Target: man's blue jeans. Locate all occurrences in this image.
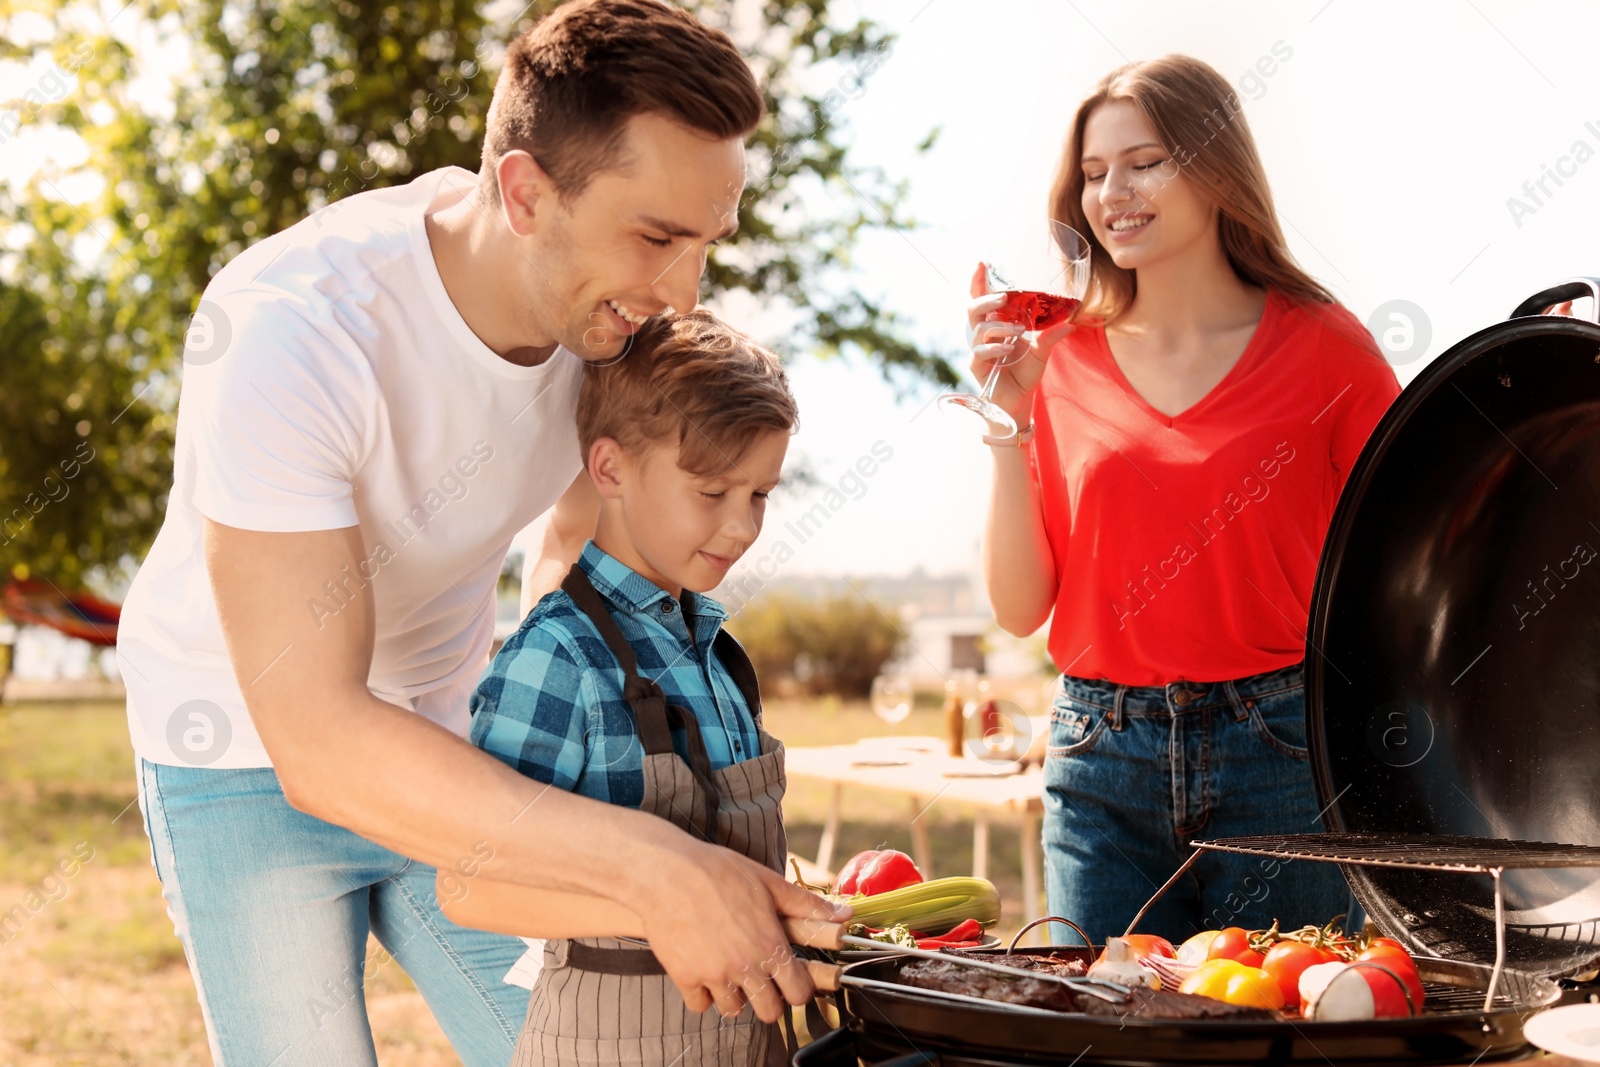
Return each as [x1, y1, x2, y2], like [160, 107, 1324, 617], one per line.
[1042, 663, 1353, 945]
[138, 759, 529, 1066]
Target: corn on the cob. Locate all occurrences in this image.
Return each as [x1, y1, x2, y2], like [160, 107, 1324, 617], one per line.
[841, 876, 1000, 935]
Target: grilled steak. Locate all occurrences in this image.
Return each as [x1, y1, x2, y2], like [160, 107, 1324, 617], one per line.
[899, 958, 1076, 1011]
[899, 957, 1273, 1020]
[942, 949, 1089, 979]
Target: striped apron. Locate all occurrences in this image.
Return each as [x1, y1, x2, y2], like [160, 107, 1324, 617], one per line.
[511, 565, 790, 1067]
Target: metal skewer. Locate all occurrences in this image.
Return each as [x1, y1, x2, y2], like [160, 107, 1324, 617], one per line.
[839, 973, 1067, 1016]
[839, 935, 1134, 1004]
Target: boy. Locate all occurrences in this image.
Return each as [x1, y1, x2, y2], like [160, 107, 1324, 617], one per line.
[449, 308, 799, 1066]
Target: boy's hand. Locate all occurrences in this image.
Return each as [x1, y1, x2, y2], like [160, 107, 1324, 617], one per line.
[636, 843, 850, 1022]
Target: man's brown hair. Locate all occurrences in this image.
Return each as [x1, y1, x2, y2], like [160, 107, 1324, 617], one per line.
[481, 0, 764, 202]
[577, 308, 797, 477]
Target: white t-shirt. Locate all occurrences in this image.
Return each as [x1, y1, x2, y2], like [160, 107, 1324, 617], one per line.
[119, 166, 584, 769]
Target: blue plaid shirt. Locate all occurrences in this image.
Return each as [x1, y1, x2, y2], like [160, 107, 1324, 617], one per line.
[470, 541, 763, 809]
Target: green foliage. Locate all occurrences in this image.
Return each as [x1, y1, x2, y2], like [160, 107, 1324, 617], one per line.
[0, 0, 953, 589]
[0, 278, 171, 588]
[727, 591, 905, 698]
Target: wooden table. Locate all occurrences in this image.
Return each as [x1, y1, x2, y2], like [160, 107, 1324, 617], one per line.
[784, 736, 1047, 930]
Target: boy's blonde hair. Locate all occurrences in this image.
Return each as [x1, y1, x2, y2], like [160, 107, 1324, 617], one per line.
[576, 308, 798, 475]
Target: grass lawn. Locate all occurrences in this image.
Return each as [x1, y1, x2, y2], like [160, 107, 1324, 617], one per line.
[0, 697, 1043, 1064]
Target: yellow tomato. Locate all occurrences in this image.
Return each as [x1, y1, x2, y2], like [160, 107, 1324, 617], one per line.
[1176, 930, 1224, 966]
[1224, 967, 1287, 1011]
[1179, 959, 1249, 999]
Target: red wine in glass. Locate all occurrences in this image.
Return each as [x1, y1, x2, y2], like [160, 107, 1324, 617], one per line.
[943, 220, 1091, 440]
[996, 291, 1080, 331]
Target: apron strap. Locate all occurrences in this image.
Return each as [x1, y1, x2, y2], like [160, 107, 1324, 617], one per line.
[712, 629, 764, 727]
[561, 564, 677, 757]
[564, 940, 667, 976]
[561, 563, 722, 835]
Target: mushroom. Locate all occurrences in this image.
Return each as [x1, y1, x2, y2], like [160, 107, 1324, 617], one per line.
[1088, 936, 1161, 990]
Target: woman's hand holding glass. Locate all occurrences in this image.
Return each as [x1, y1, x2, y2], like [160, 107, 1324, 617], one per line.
[965, 263, 1079, 428]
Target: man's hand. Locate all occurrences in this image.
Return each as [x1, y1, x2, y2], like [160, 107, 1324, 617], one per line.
[636, 844, 850, 1022]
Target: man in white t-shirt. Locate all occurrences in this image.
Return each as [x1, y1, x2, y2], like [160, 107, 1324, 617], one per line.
[118, 3, 846, 1064]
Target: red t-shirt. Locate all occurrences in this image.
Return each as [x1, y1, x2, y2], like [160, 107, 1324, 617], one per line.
[1029, 288, 1401, 685]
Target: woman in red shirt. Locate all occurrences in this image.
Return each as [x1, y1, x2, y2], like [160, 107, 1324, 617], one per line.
[968, 55, 1400, 942]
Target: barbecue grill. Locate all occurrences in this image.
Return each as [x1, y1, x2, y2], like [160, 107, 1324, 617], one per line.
[801, 280, 1600, 1066]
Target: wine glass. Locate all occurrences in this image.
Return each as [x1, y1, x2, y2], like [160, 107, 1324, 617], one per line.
[870, 673, 913, 725]
[943, 218, 1091, 440]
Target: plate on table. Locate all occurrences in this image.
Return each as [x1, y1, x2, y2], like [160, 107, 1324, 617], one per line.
[942, 764, 1025, 778]
[1525, 1004, 1600, 1063]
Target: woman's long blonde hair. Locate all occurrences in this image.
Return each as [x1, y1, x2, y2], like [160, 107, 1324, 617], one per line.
[1050, 55, 1333, 321]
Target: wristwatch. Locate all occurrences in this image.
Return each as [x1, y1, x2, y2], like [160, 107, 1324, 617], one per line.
[983, 422, 1034, 447]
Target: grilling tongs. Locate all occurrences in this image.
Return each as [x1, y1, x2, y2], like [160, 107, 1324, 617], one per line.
[787, 920, 1135, 1004]
[618, 920, 1130, 1004]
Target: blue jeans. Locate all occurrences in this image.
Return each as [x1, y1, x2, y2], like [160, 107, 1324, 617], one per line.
[1042, 663, 1352, 945]
[137, 759, 529, 1067]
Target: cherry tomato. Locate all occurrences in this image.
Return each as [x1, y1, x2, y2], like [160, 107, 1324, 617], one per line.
[1208, 926, 1266, 968]
[1262, 942, 1338, 1009]
[1356, 947, 1424, 1012]
[1225, 967, 1287, 1011]
[1120, 934, 1177, 960]
[1359, 943, 1416, 972]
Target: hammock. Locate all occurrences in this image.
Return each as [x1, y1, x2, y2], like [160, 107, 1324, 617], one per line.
[1, 579, 121, 647]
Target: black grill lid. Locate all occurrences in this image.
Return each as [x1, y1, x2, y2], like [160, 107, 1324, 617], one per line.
[1305, 278, 1600, 979]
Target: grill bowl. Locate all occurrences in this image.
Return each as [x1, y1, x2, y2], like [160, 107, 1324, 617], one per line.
[837, 947, 1560, 1066]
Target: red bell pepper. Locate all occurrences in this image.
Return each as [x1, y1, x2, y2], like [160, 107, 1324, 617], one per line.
[833, 850, 880, 896]
[914, 918, 984, 949]
[855, 850, 923, 896]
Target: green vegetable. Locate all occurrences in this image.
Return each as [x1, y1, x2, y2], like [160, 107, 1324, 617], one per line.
[840, 876, 1000, 936]
[850, 922, 917, 948]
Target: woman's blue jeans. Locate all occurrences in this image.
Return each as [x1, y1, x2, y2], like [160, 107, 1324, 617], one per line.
[1042, 663, 1353, 945]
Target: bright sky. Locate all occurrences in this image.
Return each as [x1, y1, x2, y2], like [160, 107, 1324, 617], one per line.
[742, 0, 1600, 581]
[6, 1, 1599, 590]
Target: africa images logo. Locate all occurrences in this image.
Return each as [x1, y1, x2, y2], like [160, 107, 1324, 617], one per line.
[166, 699, 233, 766]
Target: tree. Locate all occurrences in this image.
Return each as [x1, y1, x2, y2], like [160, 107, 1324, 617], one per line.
[726, 591, 905, 697]
[0, 0, 951, 590]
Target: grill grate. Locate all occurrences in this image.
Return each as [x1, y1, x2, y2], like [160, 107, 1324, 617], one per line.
[1420, 981, 1520, 1013]
[1190, 832, 1600, 872]
[1125, 832, 1600, 1012]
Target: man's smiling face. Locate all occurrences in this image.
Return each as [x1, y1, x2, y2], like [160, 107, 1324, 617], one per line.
[519, 112, 747, 363]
